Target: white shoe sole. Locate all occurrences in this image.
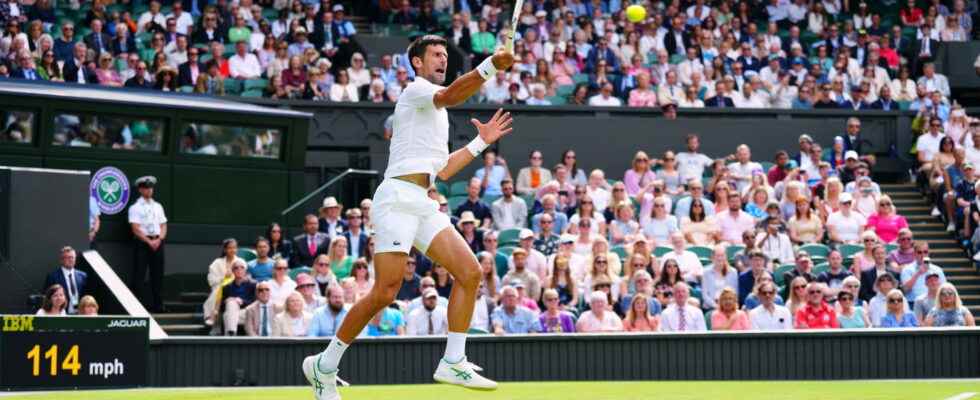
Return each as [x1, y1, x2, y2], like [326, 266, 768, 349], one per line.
[432, 374, 498, 391]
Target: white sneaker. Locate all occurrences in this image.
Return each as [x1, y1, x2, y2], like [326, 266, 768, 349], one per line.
[932, 207, 942, 217]
[947, 222, 956, 232]
[302, 354, 347, 400]
[433, 357, 497, 390]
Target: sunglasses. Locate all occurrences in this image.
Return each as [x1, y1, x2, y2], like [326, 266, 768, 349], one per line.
[595, 260, 607, 264]
[274, 267, 287, 270]
[887, 298, 902, 304]
[916, 251, 929, 255]
[839, 296, 853, 301]
[545, 297, 559, 302]
[759, 290, 775, 295]
[940, 291, 955, 296]
[807, 289, 822, 294]
[613, 188, 625, 192]
[659, 291, 673, 297]
[257, 288, 270, 292]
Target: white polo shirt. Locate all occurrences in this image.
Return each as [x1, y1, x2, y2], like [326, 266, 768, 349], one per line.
[385, 77, 449, 180]
[915, 132, 943, 162]
[128, 197, 167, 236]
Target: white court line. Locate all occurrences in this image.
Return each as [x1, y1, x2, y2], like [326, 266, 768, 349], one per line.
[945, 392, 978, 400]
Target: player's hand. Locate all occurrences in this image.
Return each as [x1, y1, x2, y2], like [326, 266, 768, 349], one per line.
[471, 108, 513, 144]
[491, 49, 515, 70]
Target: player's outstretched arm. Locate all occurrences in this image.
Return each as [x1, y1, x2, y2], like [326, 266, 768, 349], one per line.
[436, 108, 513, 181]
[433, 50, 514, 109]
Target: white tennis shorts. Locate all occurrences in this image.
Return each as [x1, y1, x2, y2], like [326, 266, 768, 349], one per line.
[371, 178, 452, 255]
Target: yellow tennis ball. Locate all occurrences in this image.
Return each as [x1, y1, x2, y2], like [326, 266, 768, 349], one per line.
[626, 5, 646, 23]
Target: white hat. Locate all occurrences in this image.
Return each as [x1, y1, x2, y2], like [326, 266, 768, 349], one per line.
[559, 234, 575, 244]
[422, 287, 438, 298]
[535, 10, 547, 17]
[839, 192, 853, 203]
[457, 211, 478, 227]
[519, 229, 534, 240]
[332, 4, 344, 12]
[320, 196, 340, 210]
[845, 150, 859, 161]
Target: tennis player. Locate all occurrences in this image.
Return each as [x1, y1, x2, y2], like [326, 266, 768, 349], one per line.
[302, 35, 515, 400]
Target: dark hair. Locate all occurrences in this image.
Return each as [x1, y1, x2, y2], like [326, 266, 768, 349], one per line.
[939, 136, 954, 152]
[221, 238, 238, 256]
[255, 235, 270, 246]
[266, 222, 284, 244]
[406, 34, 448, 73]
[42, 284, 65, 313]
[689, 198, 706, 222]
[561, 149, 578, 174]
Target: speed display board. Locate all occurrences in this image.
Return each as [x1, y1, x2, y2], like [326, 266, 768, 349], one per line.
[0, 315, 148, 390]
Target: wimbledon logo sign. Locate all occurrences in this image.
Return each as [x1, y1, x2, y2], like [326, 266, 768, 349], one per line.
[90, 167, 130, 215]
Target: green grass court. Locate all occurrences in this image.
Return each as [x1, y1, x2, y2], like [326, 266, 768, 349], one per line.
[4, 381, 980, 400]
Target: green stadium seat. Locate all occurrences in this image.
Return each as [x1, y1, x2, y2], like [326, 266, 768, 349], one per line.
[495, 252, 510, 278]
[547, 96, 567, 105]
[812, 262, 830, 276]
[704, 310, 713, 330]
[241, 89, 264, 97]
[449, 181, 469, 196]
[435, 181, 449, 197]
[467, 327, 489, 334]
[237, 248, 257, 262]
[139, 48, 156, 63]
[244, 78, 269, 92]
[688, 245, 713, 262]
[447, 195, 467, 213]
[885, 243, 898, 253]
[653, 246, 672, 258]
[498, 246, 515, 257]
[773, 264, 796, 286]
[799, 243, 830, 263]
[572, 73, 588, 84]
[521, 194, 536, 216]
[225, 79, 244, 96]
[556, 84, 575, 97]
[498, 228, 522, 247]
[288, 266, 312, 280]
[199, 54, 213, 64]
[726, 245, 745, 262]
[178, 85, 194, 93]
[838, 244, 864, 260]
[481, 194, 500, 205]
[611, 245, 629, 266]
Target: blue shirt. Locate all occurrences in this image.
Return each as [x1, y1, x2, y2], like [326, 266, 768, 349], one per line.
[308, 305, 349, 337]
[900, 262, 946, 301]
[491, 305, 542, 334]
[473, 165, 509, 197]
[532, 211, 569, 235]
[880, 312, 918, 328]
[364, 307, 404, 337]
[743, 293, 785, 310]
[247, 259, 275, 282]
[618, 294, 663, 316]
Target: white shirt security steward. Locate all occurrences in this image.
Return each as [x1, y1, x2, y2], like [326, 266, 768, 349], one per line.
[386, 77, 449, 181]
[676, 152, 713, 182]
[128, 197, 167, 236]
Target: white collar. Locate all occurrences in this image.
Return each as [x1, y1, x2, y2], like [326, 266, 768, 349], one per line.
[61, 266, 74, 275]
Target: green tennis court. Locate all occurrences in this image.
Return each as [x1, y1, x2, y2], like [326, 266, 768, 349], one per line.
[5, 380, 980, 400]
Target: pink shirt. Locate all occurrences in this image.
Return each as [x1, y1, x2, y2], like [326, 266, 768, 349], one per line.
[711, 310, 751, 331]
[623, 169, 657, 197]
[865, 213, 908, 243]
[715, 210, 756, 243]
[628, 89, 659, 107]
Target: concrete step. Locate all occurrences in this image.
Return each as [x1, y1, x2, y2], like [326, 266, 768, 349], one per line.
[955, 284, 980, 294]
[152, 312, 203, 326]
[893, 198, 928, 206]
[887, 191, 925, 199]
[940, 266, 978, 276]
[922, 239, 961, 249]
[163, 301, 201, 313]
[909, 222, 949, 232]
[913, 231, 956, 239]
[907, 214, 940, 222]
[880, 183, 918, 192]
[948, 275, 980, 284]
[179, 292, 209, 303]
[160, 324, 209, 336]
[895, 205, 932, 215]
[933, 257, 973, 268]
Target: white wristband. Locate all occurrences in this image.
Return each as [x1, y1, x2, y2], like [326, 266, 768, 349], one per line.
[475, 56, 497, 80]
[466, 136, 489, 157]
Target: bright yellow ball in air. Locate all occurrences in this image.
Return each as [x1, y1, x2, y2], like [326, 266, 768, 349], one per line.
[625, 5, 646, 23]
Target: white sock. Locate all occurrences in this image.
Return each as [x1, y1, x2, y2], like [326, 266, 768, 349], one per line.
[317, 337, 349, 372]
[443, 332, 467, 364]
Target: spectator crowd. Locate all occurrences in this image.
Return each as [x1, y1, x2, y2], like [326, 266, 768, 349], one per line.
[147, 125, 978, 337]
[0, 0, 972, 110]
